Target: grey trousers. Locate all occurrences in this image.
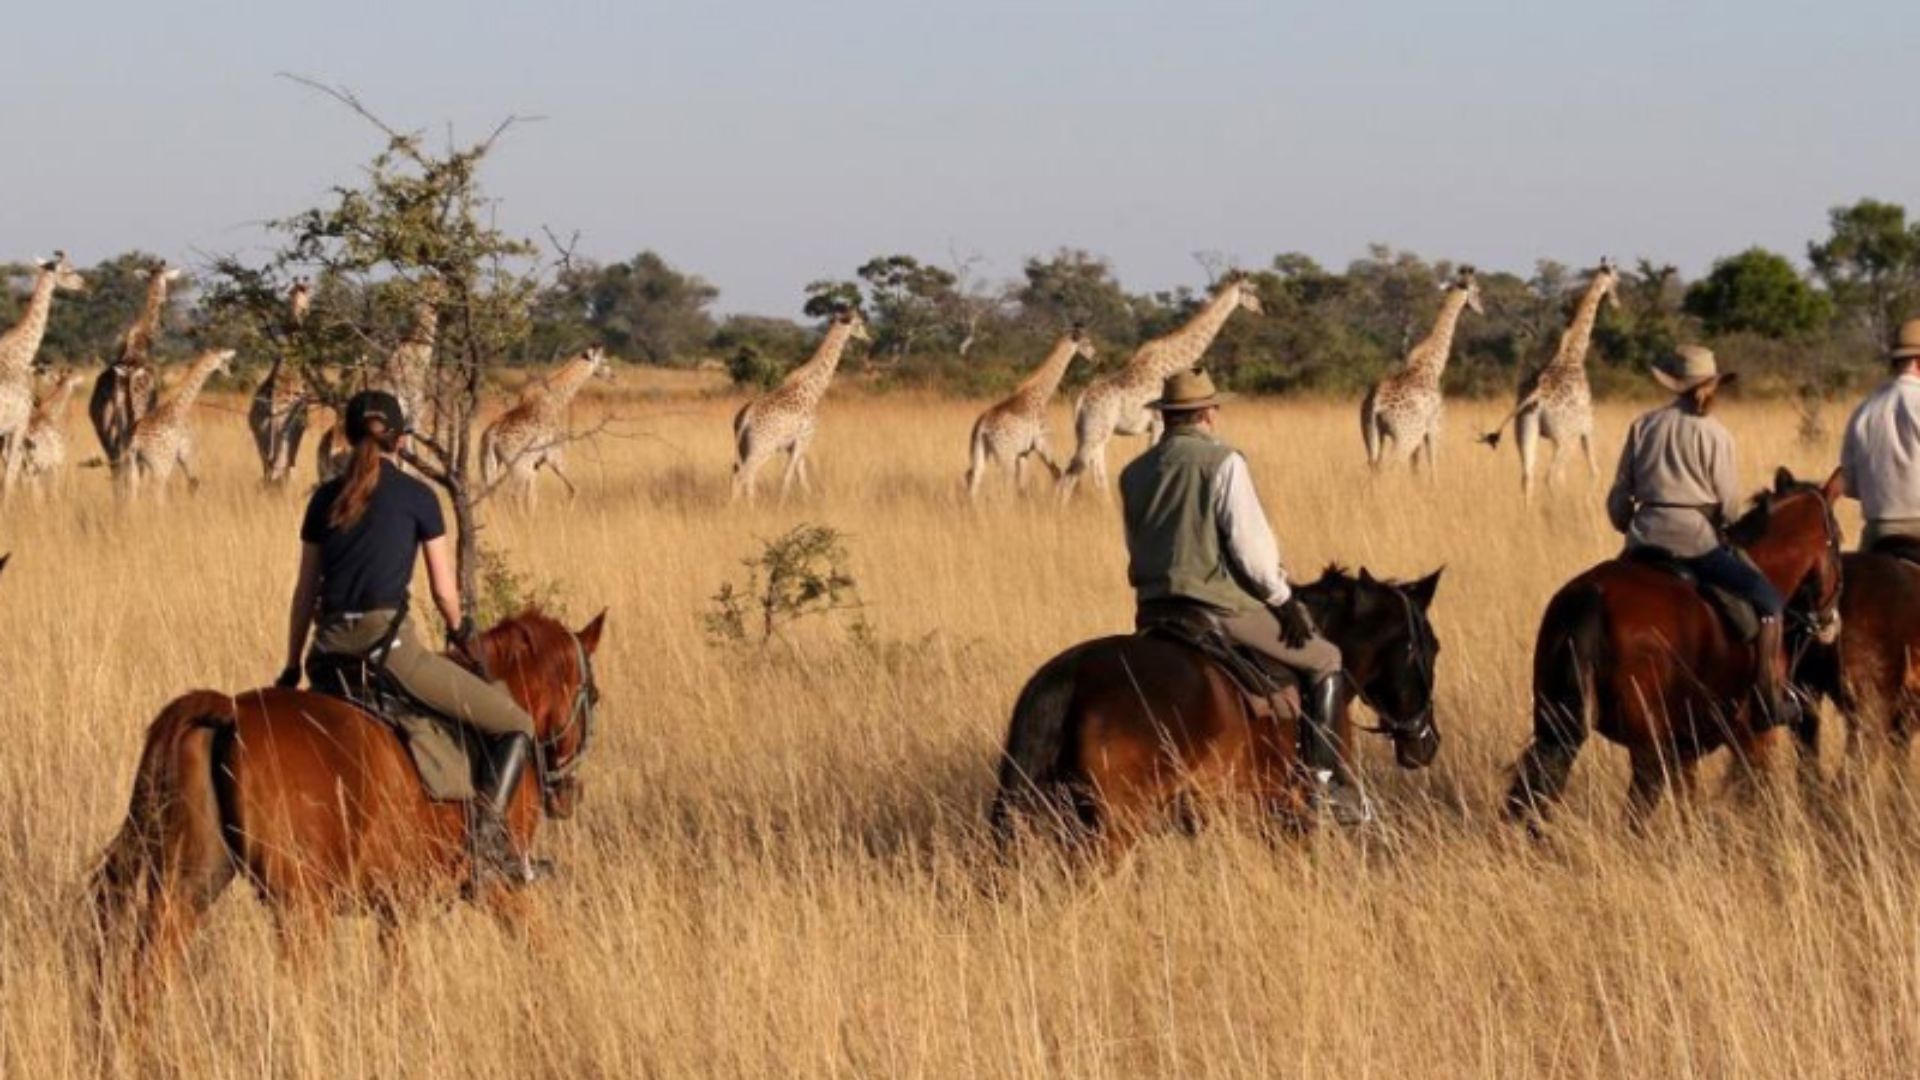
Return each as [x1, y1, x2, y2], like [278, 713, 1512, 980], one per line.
[1217, 606, 1343, 680]
[310, 609, 535, 738]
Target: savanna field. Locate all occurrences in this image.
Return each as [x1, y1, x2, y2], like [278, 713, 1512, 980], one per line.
[6, 372, 1920, 1078]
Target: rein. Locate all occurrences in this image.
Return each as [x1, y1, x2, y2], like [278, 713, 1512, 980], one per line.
[534, 630, 600, 795]
[1353, 585, 1438, 743]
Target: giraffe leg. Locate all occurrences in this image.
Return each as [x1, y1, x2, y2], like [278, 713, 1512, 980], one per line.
[1546, 438, 1566, 489]
[547, 457, 579, 502]
[778, 446, 802, 502]
[178, 447, 201, 496]
[1422, 431, 1440, 480]
[1515, 411, 1541, 501]
[1011, 451, 1027, 493]
[1579, 433, 1598, 482]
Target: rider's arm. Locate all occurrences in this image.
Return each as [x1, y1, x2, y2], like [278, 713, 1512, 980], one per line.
[284, 542, 322, 671]
[1212, 453, 1292, 606]
[1605, 420, 1637, 535]
[1709, 422, 1742, 526]
[422, 535, 463, 634]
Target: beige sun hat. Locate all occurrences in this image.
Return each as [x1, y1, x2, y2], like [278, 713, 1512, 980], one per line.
[1654, 345, 1738, 394]
[1889, 318, 1920, 362]
[1148, 368, 1230, 412]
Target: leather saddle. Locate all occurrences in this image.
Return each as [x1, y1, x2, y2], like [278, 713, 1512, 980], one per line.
[1622, 548, 1762, 642]
[305, 653, 485, 802]
[1136, 605, 1303, 722]
[1868, 534, 1920, 568]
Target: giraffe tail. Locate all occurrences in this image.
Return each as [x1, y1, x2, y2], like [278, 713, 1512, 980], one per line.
[964, 414, 988, 495]
[730, 402, 752, 469]
[1478, 390, 1540, 449]
[1360, 386, 1382, 465]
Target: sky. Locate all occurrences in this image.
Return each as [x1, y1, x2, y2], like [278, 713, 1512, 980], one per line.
[3, 0, 1915, 315]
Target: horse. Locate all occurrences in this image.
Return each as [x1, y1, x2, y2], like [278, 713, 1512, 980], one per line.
[1505, 468, 1843, 827]
[1791, 541, 1920, 771]
[988, 566, 1443, 850]
[86, 609, 605, 991]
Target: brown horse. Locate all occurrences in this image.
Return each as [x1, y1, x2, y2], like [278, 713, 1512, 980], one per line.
[988, 567, 1443, 850]
[1505, 469, 1843, 826]
[88, 609, 604, 984]
[1792, 543, 1920, 766]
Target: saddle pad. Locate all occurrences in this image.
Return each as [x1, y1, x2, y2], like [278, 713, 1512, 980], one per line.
[1870, 535, 1920, 569]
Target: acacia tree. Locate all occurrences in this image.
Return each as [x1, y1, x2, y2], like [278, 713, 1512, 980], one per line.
[206, 81, 550, 612]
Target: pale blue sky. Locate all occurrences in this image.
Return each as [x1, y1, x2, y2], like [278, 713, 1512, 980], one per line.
[4, 0, 1913, 314]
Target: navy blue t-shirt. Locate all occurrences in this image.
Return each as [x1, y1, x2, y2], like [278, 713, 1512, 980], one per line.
[300, 462, 446, 614]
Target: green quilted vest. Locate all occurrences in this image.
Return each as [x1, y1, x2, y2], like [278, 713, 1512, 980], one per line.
[1119, 428, 1263, 614]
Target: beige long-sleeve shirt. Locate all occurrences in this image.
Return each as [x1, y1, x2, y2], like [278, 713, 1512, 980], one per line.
[1606, 402, 1743, 558]
[1841, 374, 1920, 524]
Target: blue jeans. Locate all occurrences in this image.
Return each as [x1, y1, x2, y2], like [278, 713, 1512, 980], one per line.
[1684, 547, 1785, 617]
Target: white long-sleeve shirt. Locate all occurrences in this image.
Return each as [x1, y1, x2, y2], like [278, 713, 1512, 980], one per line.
[1842, 374, 1920, 523]
[1211, 452, 1293, 606]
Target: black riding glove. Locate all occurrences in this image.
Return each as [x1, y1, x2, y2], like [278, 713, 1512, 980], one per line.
[1274, 598, 1316, 650]
[450, 615, 478, 651]
[275, 665, 301, 690]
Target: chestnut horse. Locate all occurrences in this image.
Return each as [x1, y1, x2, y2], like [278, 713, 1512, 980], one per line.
[1505, 469, 1842, 826]
[988, 566, 1443, 848]
[1792, 542, 1920, 766]
[88, 609, 604, 983]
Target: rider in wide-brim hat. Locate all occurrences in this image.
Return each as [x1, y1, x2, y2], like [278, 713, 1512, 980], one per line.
[1840, 317, 1920, 549]
[1650, 344, 1740, 395]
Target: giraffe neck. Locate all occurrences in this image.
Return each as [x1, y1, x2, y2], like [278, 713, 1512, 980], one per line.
[0, 272, 59, 378]
[534, 355, 599, 414]
[121, 273, 172, 366]
[1404, 290, 1473, 383]
[38, 377, 81, 418]
[1134, 287, 1242, 378]
[780, 322, 855, 405]
[1011, 338, 1081, 406]
[163, 354, 225, 413]
[1548, 279, 1609, 374]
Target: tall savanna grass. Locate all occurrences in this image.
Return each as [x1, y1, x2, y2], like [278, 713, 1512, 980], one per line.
[1, 372, 1912, 1078]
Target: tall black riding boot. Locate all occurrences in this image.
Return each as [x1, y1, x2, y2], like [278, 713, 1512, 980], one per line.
[468, 732, 550, 890]
[1752, 615, 1800, 734]
[1303, 674, 1374, 827]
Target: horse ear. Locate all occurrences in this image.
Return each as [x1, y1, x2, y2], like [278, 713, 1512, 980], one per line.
[577, 610, 606, 654]
[1822, 467, 1845, 502]
[1774, 466, 1797, 494]
[1406, 568, 1443, 611]
[1358, 567, 1376, 585]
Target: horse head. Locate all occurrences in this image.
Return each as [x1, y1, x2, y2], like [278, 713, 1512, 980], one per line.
[474, 608, 608, 819]
[1301, 565, 1445, 769]
[1733, 468, 1845, 644]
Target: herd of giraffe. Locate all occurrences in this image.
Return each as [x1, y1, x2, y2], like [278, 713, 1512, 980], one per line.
[0, 255, 1624, 505]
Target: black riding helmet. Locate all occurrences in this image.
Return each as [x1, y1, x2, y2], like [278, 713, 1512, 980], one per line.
[343, 390, 409, 441]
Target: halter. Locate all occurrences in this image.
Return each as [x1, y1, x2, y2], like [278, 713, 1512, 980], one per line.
[534, 630, 600, 799]
[1353, 585, 1438, 744]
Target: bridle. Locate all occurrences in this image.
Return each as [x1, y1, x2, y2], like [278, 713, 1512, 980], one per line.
[533, 630, 600, 801]
[1783, 485, 1844, 649]
[1354, 586, 1438, 745]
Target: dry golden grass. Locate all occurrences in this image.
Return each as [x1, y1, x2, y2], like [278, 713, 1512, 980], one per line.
[1, 380, 1915, 1078]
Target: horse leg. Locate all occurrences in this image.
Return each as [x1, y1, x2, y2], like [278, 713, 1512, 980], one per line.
[1505, 696, 1592, 825]
[1625, 748, 1673, 831]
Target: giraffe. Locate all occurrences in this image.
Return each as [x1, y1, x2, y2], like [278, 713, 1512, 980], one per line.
[249, 278, 312, 485]
[20, 368, 87, 487]
[1360, 266, 1483, 476]
[1479, 258, 1622, 498]
[965, 325, 1096, 498]
[0, 253, 86, 496]
[480, 346, 614, 506]
[1056, 273, 1264, 500]
[125, 348, 235, 500]
[731, 308, 869, 503]
[317, 283, 440, 481]
[89, 260, 180, 474]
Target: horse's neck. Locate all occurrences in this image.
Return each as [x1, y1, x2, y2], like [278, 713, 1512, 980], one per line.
[1742, 496, 1824, 595]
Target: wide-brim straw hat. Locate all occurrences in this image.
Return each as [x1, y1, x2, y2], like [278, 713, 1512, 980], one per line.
[1654, 345, 1738, 394]
[1148, 368, 1231, 412]
[1890, 318, 1920, 361]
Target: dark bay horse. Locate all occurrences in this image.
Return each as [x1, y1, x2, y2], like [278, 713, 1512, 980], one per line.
[88, 610, 604, 982]
[1792, 542, 1920, 765]
[989, 567, 1443, 849]
[1506, 469, 1842, 826]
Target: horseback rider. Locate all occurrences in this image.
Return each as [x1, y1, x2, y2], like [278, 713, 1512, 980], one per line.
[1840, 318, 1920, 550]
[277, 390, 546, 886]
[1606, 346, 1793, 729]
[1118, 368, 1372, 825]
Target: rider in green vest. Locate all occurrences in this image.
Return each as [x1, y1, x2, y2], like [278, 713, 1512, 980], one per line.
[1119, 369, 1371, 825]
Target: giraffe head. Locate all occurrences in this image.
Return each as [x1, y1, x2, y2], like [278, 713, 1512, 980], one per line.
[289, 277, 313, 324]
[1449, 266, 1484, 315]
[203, 347, 238, 376]
[152, 260, 183, 287]
[36, 252, 84, 292]
[835, 307, 871, 343]
[1069, 322, 1097, 362]
[583, 345, 615, 381]
[1220, 271, 1264, 316]
[1593, 257, 1621, 309]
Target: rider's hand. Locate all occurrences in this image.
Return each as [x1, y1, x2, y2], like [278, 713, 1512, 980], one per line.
[449, 615, 479, 657]
[274, 665, 301, 690]
[1274, 598, 1316, 650]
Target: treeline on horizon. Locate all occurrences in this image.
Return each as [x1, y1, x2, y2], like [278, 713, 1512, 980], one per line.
[7, 197, 1918, 402]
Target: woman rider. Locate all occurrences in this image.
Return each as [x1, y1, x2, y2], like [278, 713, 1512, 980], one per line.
[277, 390, 545, 886]
[1605, 345, 1794, 730]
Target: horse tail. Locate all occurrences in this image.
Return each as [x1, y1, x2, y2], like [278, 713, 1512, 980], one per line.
[989, 648, 1085, 845]
[1506, 585, 1607, 821]
[87, 691, 238, 953]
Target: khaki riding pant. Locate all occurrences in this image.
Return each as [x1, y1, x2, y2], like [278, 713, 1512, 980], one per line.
[310, 609, 535, 739]
[1864, 519, 1920, 549]
[1217, 606, 1344, 681]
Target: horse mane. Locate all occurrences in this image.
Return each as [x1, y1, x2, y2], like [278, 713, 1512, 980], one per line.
[1726, 492, 1775, 547]
[477, 608, 577, 716]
